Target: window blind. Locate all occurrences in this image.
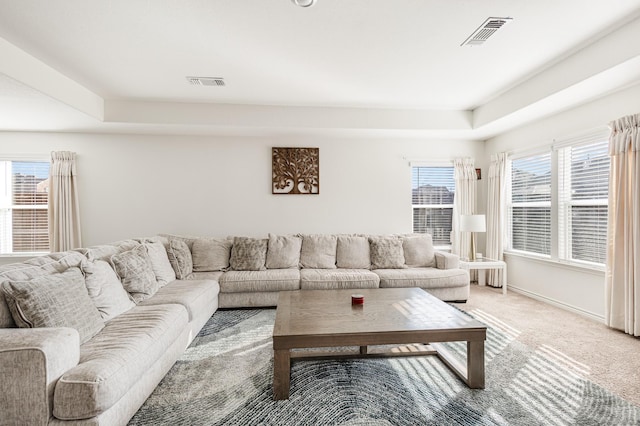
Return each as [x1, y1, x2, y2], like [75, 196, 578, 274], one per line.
[0, 161, 50, 253]
[412, 167, 455, 245]
[558, 140, 609, 264]
[510, 152, 551, 256]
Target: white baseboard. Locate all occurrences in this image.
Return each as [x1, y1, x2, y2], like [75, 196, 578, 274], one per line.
[508, 285, 605, 323]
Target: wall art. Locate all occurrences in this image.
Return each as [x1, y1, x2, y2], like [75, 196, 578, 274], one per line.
[272, 147, 319, 194]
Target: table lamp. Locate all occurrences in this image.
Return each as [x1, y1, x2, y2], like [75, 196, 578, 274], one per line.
[460, 214, 486, 261]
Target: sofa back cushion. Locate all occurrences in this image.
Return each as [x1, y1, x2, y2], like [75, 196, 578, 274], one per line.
[1, 267, 104, 344]
[402, 234, 436, 268]
[369, 237, 406, 269]
[266, 234, 302, 269]
[299, 234, 337, 269]
[111, 245, 159, 303]
[230, 237, 268, 271]
[82, 260, 136, 321]
[336, 235, 371, 269]
[191, 238, 233, 272]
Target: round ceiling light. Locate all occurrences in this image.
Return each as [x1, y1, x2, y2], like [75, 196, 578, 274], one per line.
[291, 0, 316, 7]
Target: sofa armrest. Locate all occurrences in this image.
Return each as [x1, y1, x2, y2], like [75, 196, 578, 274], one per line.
[0, 327, 80, 426]
[434, 251, 460, 270]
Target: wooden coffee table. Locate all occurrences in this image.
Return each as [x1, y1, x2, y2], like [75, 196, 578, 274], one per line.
[272, 287, 487, 400]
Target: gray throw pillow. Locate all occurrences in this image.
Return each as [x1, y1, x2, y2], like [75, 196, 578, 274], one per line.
[1, 267, 104, 344]
[266, 234, 302, 269]
[166, 239, 193, 279]
[299, 234, 337, 269]
[191, 238, 233, 272]
[111, 245, 160, 303]
[336, 235, 371, 269]
[229, 237, 268, 271]
[369, 237, 406, 269]
[402, 234, 436, 268]
[82, 259, 136, 321]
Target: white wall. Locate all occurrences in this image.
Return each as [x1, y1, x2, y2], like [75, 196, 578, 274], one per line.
[485, 82, 640, 320]
[0, 132, 481, 252]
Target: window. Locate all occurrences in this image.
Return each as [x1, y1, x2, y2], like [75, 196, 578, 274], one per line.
[506, 130, 610, 267]
[558, 140, 609, 265]
[508, 152, 552, 256]
[0, 160, 50, 254]
[411, 166, 455, 246]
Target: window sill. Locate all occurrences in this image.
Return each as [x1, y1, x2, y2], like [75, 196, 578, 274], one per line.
[503, 250, 605, 276]
[0, 252, 49, 258]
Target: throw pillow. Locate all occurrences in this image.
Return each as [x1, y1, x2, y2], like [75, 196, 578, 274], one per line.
[111, 245, 160, 303]
[191, 238, 233, 272]
[369, 237, 406, 269]
[266, 234, 302, 269]
[229, 237, 268, 271]
[1, 267, 104, 344]
[299, 234, 337, 269]
[166, 238, 193, 279]
[402, 234, 436, 268]
[82, 260, 136, 321]
[336, 235, 371, 269]
[142, 240, 177, 286]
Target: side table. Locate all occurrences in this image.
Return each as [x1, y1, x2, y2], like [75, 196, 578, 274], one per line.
[460, 258, 508, 295]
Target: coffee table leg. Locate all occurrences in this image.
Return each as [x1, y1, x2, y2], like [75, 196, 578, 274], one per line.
[273, 349, 291, 400]
[359, 345, 368, 355]
[467, 340, 485, 389]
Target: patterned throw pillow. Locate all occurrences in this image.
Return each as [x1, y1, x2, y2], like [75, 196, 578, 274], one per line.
[111, 245, 160, 303]
[266, 234, 302, 269]
[402, 234, 436, 268]
[166, 239, 193, 279]
[1, 267, 104, 344]
[229, 237, 268, 271]
[369, 237, 406, 269]
[82, 259, 136, 321]
[191, 238, 233, 272]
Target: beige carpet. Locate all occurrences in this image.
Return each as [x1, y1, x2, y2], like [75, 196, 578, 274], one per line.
[459, 284, 640, 406]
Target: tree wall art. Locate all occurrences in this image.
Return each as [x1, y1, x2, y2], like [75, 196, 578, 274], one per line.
[272, 147, 319, 194]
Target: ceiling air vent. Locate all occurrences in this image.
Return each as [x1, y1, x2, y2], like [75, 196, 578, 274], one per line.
[186, 76, 225, 86]
[461, 17, 513, 46]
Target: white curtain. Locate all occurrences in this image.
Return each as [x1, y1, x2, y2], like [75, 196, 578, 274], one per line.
[486, 152, 507, 287]
[49, 151, 82, 252]
[452, 158, 476, 259]
[605, 113, 640, 336]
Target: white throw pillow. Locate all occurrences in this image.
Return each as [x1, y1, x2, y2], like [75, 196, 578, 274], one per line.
[111, 245, 160, 303]
[299, 234, 337, 269]
[191, 238, 233, 272]
[369, 237, 405, 269]
[82, 260, 136, 321]
[266, 234, 302, 269]
[143, 240, 177, 286]
[336, 235, 371, 269]
[402, 234, 436, 268]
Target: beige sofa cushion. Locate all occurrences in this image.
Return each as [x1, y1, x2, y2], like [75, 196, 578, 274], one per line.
[143, 240, 176, 286]
[191, 238, 233, 272]
[111, 245, 159, 303]
[1, 267, 104, 344]
[138, 279, 220, 322]
[299, 234, 337, 269]
[266, 234, 302, 269]
[219, 269, 300, 293]
[402, 234, 436, 268]
[53, 304, 188, 420]
[336, 235, 371, 269]
[166, 238, 193, 279]
[375, 267, 469, 289]
[82, 260, 135, 321]
[369, 237, 405, 269]
[300, 269, 380, 290]
[230, 237, 268, 271]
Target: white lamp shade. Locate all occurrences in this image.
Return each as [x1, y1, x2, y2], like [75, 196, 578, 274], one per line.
[460, 214, 486, 232]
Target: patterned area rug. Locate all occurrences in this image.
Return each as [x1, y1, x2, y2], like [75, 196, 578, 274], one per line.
[128, 309, 640, 426]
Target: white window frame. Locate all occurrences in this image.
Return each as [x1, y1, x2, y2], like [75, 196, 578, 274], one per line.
[0, 155, 50, 256]
[410, 161, 455, 250]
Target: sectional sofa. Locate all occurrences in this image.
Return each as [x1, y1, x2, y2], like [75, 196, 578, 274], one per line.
[0, 233, 469, 425]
